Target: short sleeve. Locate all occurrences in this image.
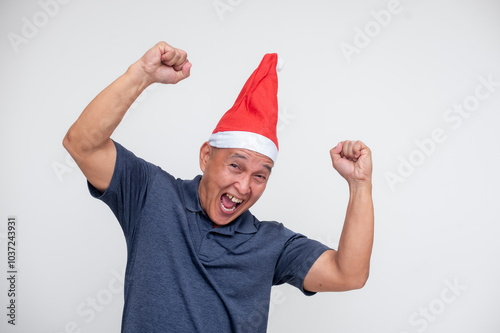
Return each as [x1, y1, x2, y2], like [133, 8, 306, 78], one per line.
[87, 140, 156, 238]
[273, 232, 331, 296]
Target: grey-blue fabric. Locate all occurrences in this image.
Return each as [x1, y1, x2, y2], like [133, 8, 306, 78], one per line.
[88, 140, 330, 333]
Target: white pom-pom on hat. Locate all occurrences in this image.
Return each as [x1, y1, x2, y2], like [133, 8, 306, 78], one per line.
[276, 57, 285, 72]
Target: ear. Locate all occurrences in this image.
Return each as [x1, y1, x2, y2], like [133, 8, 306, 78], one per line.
[199, 141, 212, 173]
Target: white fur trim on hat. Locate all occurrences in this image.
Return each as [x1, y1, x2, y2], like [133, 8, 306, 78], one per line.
[208, 131, 278, 163]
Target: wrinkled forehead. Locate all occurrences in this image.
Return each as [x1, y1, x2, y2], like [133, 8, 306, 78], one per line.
[212, 146, 274, 171]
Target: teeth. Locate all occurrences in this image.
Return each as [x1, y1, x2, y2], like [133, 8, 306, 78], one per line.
[226, 194, 243, 204]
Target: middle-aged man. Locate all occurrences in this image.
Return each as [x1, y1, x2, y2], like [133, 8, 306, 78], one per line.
[63, 41, 374, 332]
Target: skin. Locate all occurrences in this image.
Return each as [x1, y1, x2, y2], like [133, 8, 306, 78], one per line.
[198, 142, 274, 227]
[304, 140, 373, 291]
[63, 41, 191, 192]
[63, 41, 374, 294]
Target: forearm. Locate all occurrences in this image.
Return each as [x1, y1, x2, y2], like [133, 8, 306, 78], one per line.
[335, 183, 374, 286]
[64, 63, 150, 157]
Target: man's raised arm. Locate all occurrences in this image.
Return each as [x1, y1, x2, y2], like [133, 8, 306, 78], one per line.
[63, 42, 191, 192]
[304, 140, 374, 292]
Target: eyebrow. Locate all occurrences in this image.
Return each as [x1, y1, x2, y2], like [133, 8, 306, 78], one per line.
[229, 153, 273, 173]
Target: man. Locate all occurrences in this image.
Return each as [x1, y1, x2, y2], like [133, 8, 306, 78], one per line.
[63, 41, 374, 332]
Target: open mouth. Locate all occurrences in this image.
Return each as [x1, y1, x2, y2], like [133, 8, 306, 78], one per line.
[220, 193, 244, 214]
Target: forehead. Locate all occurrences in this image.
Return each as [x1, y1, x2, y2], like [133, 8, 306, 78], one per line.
[216, 147, 274, 168]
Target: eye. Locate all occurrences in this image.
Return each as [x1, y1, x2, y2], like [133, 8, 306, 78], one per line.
[228, 163, 241, 172]
[255, 174, 267, 182]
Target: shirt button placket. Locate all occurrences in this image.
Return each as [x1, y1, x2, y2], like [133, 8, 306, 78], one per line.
[199, 231, 213, 260]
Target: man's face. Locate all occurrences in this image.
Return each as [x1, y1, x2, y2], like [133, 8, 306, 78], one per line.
[198, 142, 274, 227]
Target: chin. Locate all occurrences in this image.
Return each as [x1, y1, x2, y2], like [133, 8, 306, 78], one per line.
[210, 207, 244, 226]
[212, 214, 238, 226]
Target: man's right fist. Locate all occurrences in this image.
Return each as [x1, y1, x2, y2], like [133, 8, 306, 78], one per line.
[132, 41, 192, 85]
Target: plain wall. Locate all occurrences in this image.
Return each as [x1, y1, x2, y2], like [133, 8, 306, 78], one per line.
[1, 0, 500, 332]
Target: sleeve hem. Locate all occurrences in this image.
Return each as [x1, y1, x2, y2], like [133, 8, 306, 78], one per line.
[300, 247, 331, 296]
[86, 139, 120, 200]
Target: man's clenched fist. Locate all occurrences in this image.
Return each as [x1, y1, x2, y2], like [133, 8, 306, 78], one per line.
[330, 141, 372, 187]
[132, 41, 192, 86]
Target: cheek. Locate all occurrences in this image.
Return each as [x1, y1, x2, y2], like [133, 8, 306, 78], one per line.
[217, 168, 238, 187]
[250, 183, 267, 201]
[206, 166, 227, 185]
[207, 171, 231, 200]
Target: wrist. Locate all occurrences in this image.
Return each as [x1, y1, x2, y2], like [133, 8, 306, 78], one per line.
[125, 62, 154, 92]
[348, 180, 372, 194]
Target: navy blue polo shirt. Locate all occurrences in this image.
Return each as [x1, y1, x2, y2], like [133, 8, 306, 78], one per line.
[88, 140, 330, 333]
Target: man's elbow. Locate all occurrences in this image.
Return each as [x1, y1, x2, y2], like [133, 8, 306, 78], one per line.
[62, 125, 78, 150]
[62, 131, 71, 151]
[63, 129, 87, 167]
[63, 130, 78, 157]
[63, 128, 90, 160]
[343, 270, 369, 291]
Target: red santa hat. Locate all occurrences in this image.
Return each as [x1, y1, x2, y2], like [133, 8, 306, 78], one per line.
[208, 53, 283, 163]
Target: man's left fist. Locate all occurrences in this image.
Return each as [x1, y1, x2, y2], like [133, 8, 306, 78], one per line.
[330, 140, 372, 186]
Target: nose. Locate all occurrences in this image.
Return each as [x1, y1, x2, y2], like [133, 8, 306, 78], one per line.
[234, 175, 251, 196]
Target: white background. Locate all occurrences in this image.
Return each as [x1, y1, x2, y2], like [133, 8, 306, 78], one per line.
[1, 0, 500, 332]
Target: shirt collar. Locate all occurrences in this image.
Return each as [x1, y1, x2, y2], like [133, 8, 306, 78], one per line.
[182, 175, 258, 235]
[182, 175, 204, 213]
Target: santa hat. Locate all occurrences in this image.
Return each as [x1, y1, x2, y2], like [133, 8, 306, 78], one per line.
[208, 54, 284, 163]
